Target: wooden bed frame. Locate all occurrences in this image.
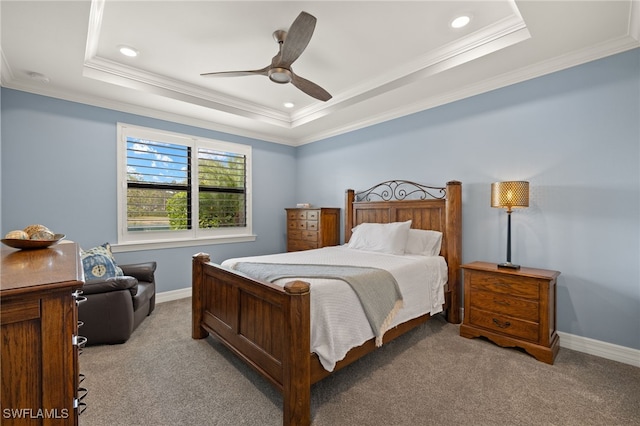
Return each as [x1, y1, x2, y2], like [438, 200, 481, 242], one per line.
[192, 180, 462, 425]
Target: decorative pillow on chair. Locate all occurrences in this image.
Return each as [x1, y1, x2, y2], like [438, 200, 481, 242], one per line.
[80, 243, 124, 280]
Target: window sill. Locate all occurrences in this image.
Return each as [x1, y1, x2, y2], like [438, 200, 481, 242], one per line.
[111, 234, 257, 253]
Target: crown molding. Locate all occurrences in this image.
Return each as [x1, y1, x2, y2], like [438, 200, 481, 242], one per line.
[294, 36, 640, 146]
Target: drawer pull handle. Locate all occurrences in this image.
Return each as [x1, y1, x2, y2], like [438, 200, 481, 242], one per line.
[73, 335, 88, 348]
[492, 318, 511, 329]
[74, 399, 87, 415]
[77, 387, 88, 402]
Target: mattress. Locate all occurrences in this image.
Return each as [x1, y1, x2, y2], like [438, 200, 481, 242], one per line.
[221, 245, 448, 371]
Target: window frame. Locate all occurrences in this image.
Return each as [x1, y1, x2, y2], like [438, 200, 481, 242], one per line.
[115, 123, 254, 252]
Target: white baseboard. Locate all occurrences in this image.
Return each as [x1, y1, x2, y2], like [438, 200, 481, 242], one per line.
[158, 289, 639, 368]
[156, 287, 192, 304]
[557, 331, 640, 368]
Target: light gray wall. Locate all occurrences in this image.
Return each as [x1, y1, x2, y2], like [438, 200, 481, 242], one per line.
[1, 90, 297, 293]
[1, 49, 638, 351]
[295, 49, 640, 350]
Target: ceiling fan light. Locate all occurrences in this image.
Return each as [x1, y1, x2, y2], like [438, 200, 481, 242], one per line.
[268, 67, 292, 84]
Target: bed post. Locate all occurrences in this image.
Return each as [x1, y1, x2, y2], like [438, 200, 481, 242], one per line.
[192, 252, 210, 339]
[445, 181, 462, 324]
[345, 189, 355, 243]
[282, 280, 311, 426]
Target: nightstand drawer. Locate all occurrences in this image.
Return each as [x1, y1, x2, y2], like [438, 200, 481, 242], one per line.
[470, 290, 539, 322]
[469, 308, 539, 342]
[469, 271, 539, 299]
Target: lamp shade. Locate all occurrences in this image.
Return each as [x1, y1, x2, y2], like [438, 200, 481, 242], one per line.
[491, 181, 529, 212]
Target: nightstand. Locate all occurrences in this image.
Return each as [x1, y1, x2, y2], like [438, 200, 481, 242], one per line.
[459, 261, 561, 364]
[285, 208, 340, 252]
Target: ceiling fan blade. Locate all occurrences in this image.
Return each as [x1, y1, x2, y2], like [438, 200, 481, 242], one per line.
[291, 72, 332, 102]
[278, 11, 317, 67]
[201, 66, 269, 78]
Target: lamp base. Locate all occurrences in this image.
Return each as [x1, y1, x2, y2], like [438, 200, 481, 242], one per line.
[497, 262, 521, 270]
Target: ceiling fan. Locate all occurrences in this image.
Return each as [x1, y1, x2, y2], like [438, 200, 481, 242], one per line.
[201, 11, 332, 102]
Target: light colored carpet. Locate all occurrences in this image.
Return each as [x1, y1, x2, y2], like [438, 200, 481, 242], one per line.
[80, 298, 640, 425]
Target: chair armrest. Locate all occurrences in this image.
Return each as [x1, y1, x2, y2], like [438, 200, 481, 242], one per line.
[119, 262, 157, 283]
[82, 276, 138, 296]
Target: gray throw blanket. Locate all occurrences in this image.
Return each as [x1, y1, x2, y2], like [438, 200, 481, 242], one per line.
[233, 262, 404, 346]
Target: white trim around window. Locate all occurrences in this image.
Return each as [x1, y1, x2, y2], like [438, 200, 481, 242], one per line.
[115, 123, 255, 251]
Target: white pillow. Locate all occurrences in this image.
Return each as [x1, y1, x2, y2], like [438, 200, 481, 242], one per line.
[347, 220, 412, 255]
[405, 229, 443, 256]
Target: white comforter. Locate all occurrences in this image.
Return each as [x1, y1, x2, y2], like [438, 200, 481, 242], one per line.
[221, 245, 447, 371]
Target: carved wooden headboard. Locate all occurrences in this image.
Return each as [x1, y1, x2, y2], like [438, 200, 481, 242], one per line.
[345, 180, 462, 323]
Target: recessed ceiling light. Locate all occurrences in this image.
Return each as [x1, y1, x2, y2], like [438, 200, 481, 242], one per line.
[451, 15, 471, 29]
[284, 102, 295, 108]
[118, 45, 139, 57]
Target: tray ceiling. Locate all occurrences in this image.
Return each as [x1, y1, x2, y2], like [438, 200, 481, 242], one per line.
[1, 1, 638, 146]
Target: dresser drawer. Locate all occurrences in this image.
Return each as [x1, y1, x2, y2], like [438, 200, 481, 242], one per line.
[301, 231, 317, 242]
[288, 210, 308, 220]
[288, 220, 307, 230]
[470, 290, 539, 322]
[288, 239, 318, 251]
[469, 308, 539, 342]
[307, 210, 319, 220]
[288, 230, 318, 242]
[469, 271, 539, 299]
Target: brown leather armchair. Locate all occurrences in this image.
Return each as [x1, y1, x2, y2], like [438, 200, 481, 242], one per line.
[78, 262, 156, 345]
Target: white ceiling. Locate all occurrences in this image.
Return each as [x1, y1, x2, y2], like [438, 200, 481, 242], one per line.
[1, 1, 638, 146]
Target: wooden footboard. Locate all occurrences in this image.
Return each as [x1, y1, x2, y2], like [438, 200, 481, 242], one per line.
[192, 253, 437, 425]
[192, 253, 312, 425]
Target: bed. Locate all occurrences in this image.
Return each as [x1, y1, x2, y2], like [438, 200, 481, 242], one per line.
[192, 180, 462, 425]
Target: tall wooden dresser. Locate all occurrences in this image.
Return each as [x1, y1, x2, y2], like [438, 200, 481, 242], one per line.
[1, 242, 85, 425]
[285, 208, 340, 252]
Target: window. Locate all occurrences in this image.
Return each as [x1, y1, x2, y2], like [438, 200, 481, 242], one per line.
[116, 123, 253, 249]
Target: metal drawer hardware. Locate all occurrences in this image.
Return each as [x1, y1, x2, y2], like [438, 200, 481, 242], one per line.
[77, 320, 84, 329]
[492, 318, 511, 329]
[74, 397, 87, 415]
[73, 335, 87, 348]
[73, 289, 87, 305]
[77, 387, 88, 402]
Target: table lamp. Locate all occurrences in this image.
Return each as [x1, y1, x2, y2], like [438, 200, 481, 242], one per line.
[491, 181, 529, 269]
